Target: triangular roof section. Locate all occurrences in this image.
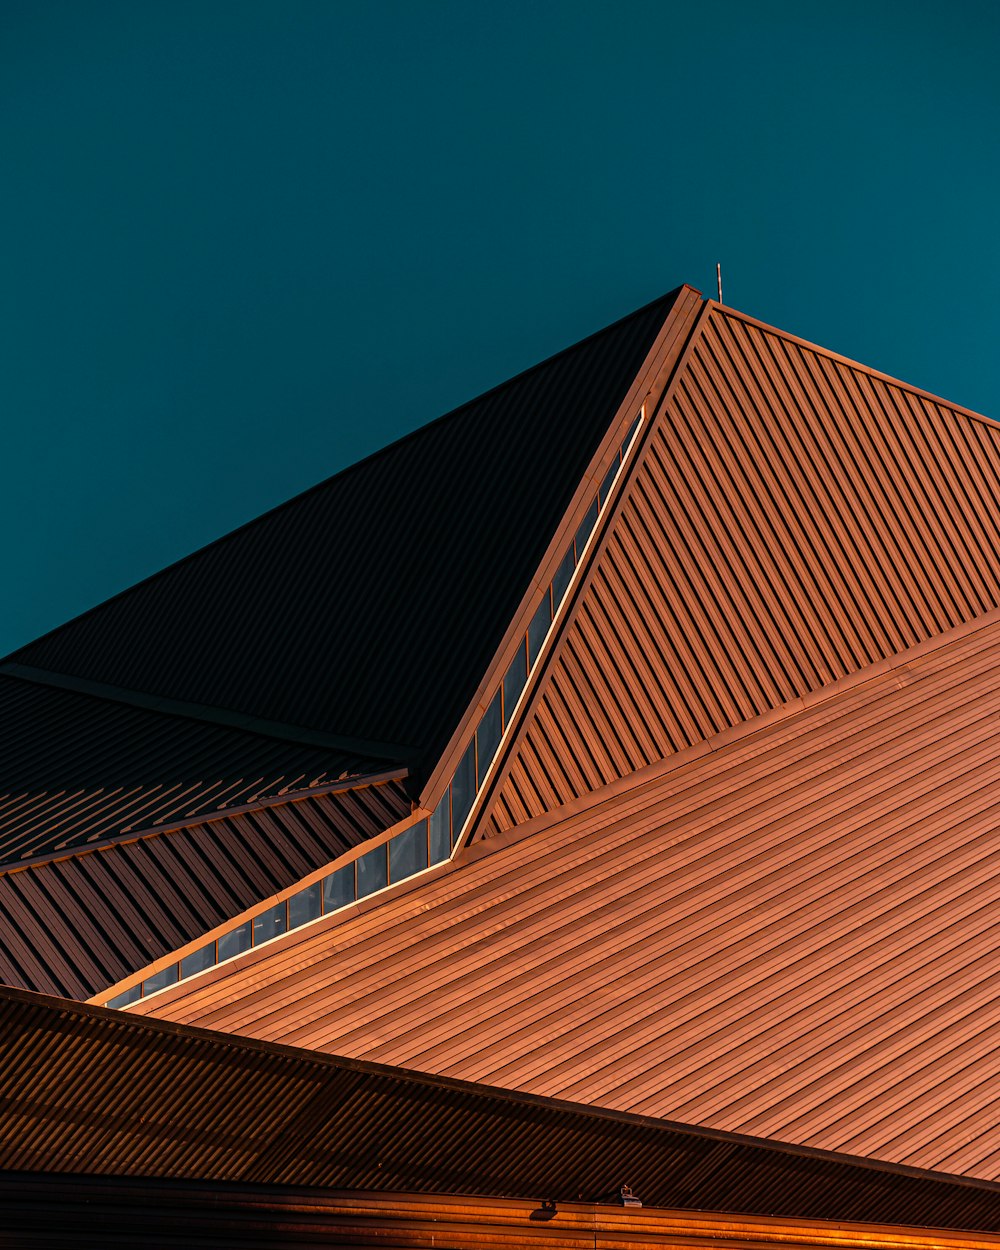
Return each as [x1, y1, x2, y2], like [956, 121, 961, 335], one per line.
[130, 608, 1000, 1182]
[0, 773, 408, 999]
[5, 288, 694, 777]
[475, 299, 1000, 835]
[7, 983, 1000, 1230]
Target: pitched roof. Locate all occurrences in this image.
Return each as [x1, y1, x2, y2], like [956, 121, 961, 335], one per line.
[132, 609, 1000, 1183]
[9, 283, 1000, 1224]
[6, 984, 1000, 1230]
[6, 290, 685, 772]
[482, 302, 1000, 832]
[0, 778, 408, 999]
[0, 669, 397, 864]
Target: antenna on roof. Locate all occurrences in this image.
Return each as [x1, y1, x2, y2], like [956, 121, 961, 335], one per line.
[716, 262, 723, 304]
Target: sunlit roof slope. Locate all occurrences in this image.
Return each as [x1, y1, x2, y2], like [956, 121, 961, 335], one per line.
[478, 302, 1000, 833]
[6, 289, 686, 772]
[134, 610, 1000, 1183]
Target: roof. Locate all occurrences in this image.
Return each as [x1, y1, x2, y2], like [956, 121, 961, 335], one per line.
[6, 984, 1000, 1230]
[484, 301, 1000, 832]
[0, 777, 408, 999]
[8, 283, 1000, 1227]
[0, 668, 398, 864]
[131, 608, 1000, 1183]
[5, 289, 685, 773]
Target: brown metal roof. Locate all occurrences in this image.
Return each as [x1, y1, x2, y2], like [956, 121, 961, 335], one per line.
[482, 302, 1000, 832]
[7, 985, 1000, 1231]
[0, 669, 399, 864]
[132, 611, 1000, 1183]
[0, 779, 408, 999]
[6, 290, 687, 772]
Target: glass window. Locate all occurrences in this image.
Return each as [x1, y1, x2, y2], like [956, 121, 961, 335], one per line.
[180, 944, 216, 978]
[527, 589, 552, 667]
[389, 820, 428, 881]
[323, 864, 355, 913]
[621, 414, 641, 456]
[573, 497, 599, 563]
[551, 544, 576, 610]
[599, 456, 620, 507]
[218, 921, 252, 962]
[357, 844, 388, 897]
[107, 984, 142, 1009]
[253, 902, 287, 946]
[143, 964, 179, 996]
[289, 882, 322, 928]
[429, 792, 450, 864]
[450, 739, 477, 842]
[502, 638, 528, 728]
[476, 688, 503, 787]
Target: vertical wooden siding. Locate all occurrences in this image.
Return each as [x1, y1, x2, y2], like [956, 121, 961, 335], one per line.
[484, 309, 1000, 834]
[134, 614, 1000, 1182]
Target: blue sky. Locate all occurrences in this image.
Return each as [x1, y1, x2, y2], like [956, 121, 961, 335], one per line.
[2, 0, 998, 655]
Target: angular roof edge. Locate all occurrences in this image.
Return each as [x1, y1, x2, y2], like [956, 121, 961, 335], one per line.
[6, 983, 1000, 1229]
[3, 287, 690, 674]
[715, 301, 997, 428]
[0, 765, 409, 877]
[417, 285, 705, 810]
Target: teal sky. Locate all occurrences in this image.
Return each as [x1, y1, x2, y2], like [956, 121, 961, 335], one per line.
[2, 1, 998, 656]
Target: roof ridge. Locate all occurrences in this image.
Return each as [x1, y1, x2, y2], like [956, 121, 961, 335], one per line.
[469, 603, 1000, 859]
[0, 765, 409, 878]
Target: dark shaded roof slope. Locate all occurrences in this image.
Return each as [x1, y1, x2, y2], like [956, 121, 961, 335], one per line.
[7, 291, 683, 768]
[0, 780, 409, 1000]
[6, 987, 1000, 1230]
[0, 670, 398, 864]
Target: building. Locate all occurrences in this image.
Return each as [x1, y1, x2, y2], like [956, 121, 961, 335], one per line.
[4, 284, 1000, 1245]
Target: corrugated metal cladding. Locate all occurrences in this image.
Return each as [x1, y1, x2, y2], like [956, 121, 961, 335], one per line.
[484, 306, 1000, 833]
[7, 1182, 1000, 1250]
[138, 614, 1000, 1184]
[7, 291, 685, 767]
[7, 988, 1000, 1231]
[0, 780, 408, 999]
[0, 671, 391, 863]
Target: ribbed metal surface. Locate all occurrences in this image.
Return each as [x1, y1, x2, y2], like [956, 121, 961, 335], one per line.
[0, 780, 408, 999]
[137, 614, 1000, 1182]
[486, 306, 1000, 830]
[7, 292, 683, 767]
[0, 672, 390, 863]
[7, 1177, 1000, 1249]
[7, 988, 1000, 1230]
